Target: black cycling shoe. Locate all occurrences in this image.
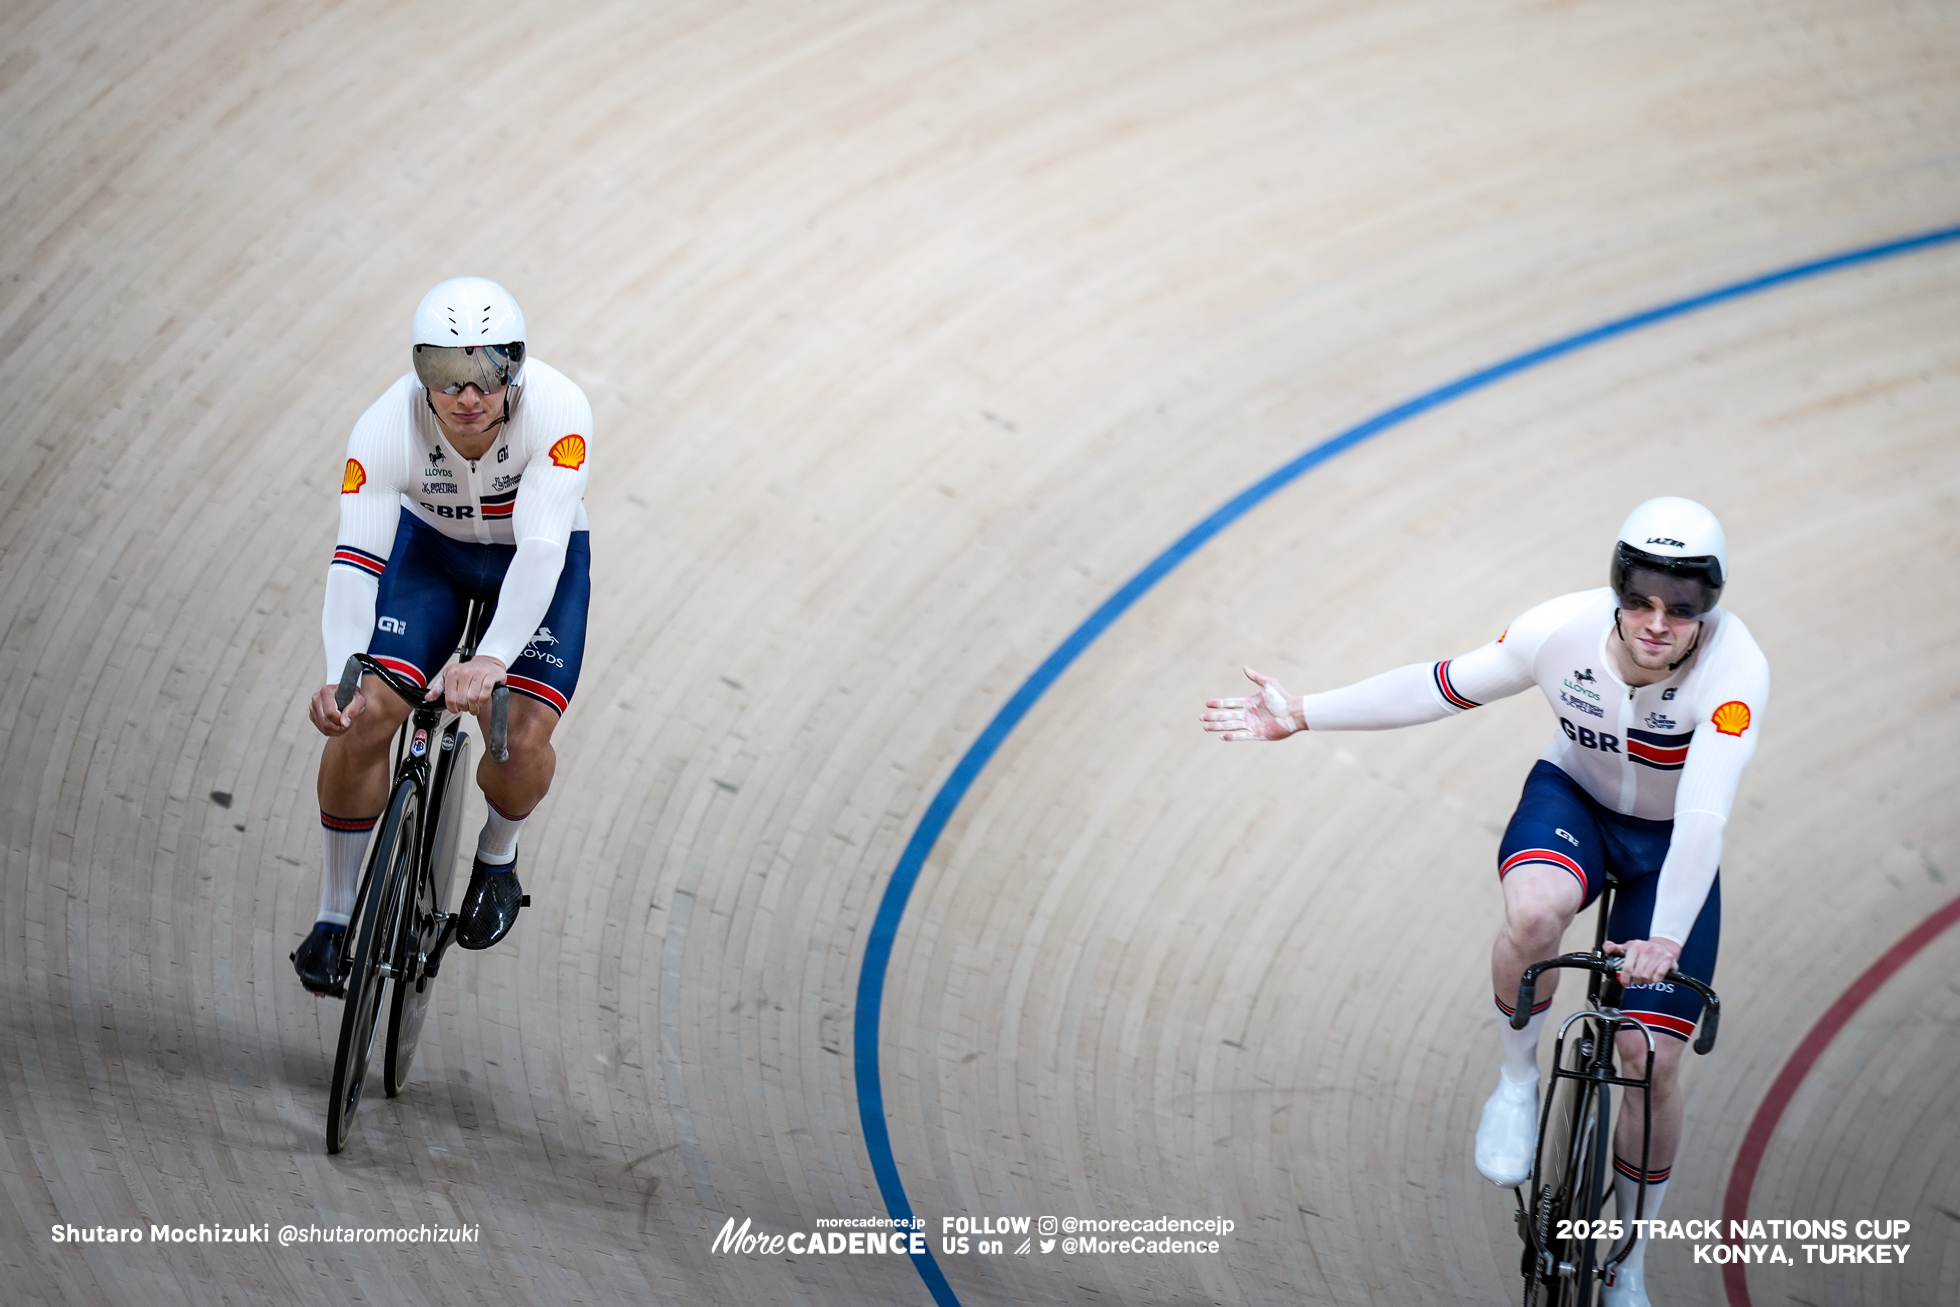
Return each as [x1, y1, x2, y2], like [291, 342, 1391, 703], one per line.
[457, 856, 527, 950]
[291, 922, 347, 995]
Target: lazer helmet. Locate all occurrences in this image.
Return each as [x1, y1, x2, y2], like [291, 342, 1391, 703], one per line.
[411, 276, 527, 398]
[1610, 497, 1727, 619]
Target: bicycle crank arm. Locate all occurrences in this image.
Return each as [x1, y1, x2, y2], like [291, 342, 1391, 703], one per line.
[418, 914, 461, 989]
[414, 894, 532, 990]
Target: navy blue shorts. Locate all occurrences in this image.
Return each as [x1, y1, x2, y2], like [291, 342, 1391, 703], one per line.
[367, 513, 590, 715]
[1497, 760, 1720, 1041]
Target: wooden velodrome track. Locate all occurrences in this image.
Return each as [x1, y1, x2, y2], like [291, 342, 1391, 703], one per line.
[2, 2, 1957, 1304]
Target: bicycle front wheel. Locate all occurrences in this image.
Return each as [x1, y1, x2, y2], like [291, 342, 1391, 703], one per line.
[1523, 1019, 1611, 1307]
[385, 726, 471, 1097]
[327, 778, 419, 1153]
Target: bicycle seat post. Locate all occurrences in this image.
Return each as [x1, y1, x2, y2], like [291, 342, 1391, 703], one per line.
[457, 596, 493, 663]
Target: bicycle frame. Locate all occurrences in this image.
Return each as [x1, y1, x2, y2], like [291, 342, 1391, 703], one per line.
[323, 599, 508, 1150]
[1511, 876, 1721, 1302]
[332, 602, 508, 975]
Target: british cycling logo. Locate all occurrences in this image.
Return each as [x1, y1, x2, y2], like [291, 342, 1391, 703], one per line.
[423, 482, 458, 495]
[1559, 690, 1604, 719]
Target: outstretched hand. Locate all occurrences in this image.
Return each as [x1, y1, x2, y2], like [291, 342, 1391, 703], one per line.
[1201, 666, 1305, 741]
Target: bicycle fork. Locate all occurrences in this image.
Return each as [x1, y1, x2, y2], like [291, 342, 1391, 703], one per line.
[1513, 1004, 1659, 1293]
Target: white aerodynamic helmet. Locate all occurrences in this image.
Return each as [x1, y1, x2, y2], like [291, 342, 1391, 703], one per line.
[1611, 497, 1728, 618]
[411, 276, 527, 396]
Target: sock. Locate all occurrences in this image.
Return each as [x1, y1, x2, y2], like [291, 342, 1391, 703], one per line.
[1495, 993, 1552, 1084]
[1612, 1155, 1671, 1277]
[476, 795, 529, 867]
[318, 811, 378, 927]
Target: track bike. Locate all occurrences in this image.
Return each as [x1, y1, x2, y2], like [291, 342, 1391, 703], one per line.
[1508, 876, 1721, 1307]
[321, 599, 514, 1154]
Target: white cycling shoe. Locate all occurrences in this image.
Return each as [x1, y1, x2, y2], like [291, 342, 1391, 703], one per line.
[1474, 1072, 1539, 1185]
[1603, 1264, 1650, 1306]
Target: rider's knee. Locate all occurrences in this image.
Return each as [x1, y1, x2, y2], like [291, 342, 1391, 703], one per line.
[1501, 866, 1583, 942]
[335, 703, 406, 761]
[500, 699, 559, 757]
[1615, 1027, 1686, 1084]
[1504, 893, 1572, 945]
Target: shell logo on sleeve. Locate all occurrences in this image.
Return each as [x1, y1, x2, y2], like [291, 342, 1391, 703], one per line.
[340, 459, 367, 494]
[548, 435, 587, 470]
[1710, 701, 1752, 736]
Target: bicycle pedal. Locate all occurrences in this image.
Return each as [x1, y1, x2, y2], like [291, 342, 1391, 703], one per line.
[520, 894, 531, 907]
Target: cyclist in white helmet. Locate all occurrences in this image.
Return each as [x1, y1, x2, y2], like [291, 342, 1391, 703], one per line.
[1203, 498, 1768, 1307]
[294, 277, 594, 993]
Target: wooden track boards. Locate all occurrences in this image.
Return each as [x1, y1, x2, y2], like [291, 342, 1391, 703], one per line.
[2, 2, 1957, 1303]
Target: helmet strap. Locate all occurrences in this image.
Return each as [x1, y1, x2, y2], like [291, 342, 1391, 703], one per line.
[1667, 621, 1704, 671]
[487, 384, 518, 431]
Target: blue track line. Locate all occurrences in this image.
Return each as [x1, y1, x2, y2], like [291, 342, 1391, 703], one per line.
[851, 222, 1960, 1306]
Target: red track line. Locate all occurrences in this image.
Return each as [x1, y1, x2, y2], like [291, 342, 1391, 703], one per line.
[1720, 891, 1960, 1307]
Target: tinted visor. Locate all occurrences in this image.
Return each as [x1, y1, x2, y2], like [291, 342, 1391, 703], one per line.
[413, 342, 524, 394]
[1611, 542, 1723, 619]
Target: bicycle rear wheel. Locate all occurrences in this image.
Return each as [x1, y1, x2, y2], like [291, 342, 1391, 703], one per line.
[1522, 1018, 1611, 1307]
[327, 778, 419, 1153]
[384, 726, 471, 1096]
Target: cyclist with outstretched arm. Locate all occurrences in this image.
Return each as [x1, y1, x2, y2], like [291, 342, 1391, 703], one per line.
[294, 277, 592, 994]
[1202, 498, 1767, 1307]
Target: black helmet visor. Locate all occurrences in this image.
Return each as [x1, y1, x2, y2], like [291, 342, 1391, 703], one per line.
[413, 342, 524, 395]
[1611, 541, 1724, 619]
